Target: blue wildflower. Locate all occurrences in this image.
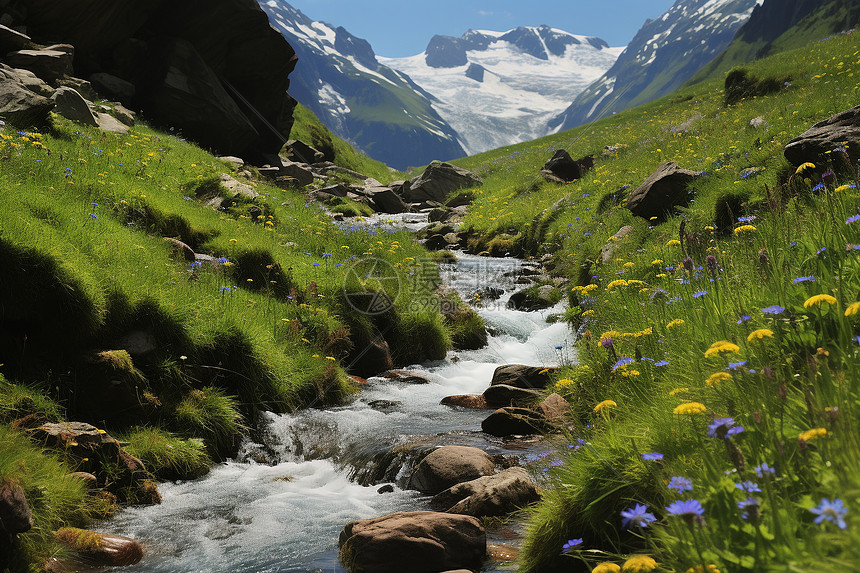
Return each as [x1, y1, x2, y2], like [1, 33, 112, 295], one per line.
[754, 463, 775, 478]
[812, 183, 825, 192]
[736, 481, 761, 494]
[612, 358, 635, 371]
[218, 257, 229, 264]
[641, 452, 664, 461]
[816, 247, 827, 255]
[654, 360, 669, 367]
[792, 276, 816, 283]
[762, 305, 785, 315]
[810, 498, 848, 529]
[847, 215, 860, 224]
[666, 499, 705, 517]
[736, 315, 751, 324]
[789, 241, 798, 248]
[621, 504, 657, 528]
[312, 262, 321, 267]
[737, 497, 761, 520]
[726, 361, 748, 371]
[693, 290, 708, 298]
[707, 417, 744, 439]
[668, 476, 693, 493]
[89, 213, 97, 219]
[562, 538, 583, 552]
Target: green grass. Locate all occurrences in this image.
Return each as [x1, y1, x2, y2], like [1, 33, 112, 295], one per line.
[119, 426, 210, 481]
[449, 31, 860, 573]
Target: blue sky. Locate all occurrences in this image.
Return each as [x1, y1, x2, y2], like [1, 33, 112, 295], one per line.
[288, 0, 678, 57]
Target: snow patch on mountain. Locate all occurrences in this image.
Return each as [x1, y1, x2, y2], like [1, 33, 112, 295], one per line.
[381, 26, 621, 155]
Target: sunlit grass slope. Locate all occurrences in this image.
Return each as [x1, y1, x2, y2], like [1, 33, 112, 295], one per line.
[451, 31, 860, 572]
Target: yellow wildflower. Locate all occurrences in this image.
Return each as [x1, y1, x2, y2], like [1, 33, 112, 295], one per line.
[844, 301, 860, 316]
[733, 225, 756, 235]
[622, 555, 658, 572]
[747, 328, 774, 341]
[704, 340, 740, 357]
[706, 372, 732, 387]
[835, 184, 851, 193]
[593, 564, 621, 573]
[669, 387, 689, 396]
[623, 262, 635, 268]
[606, 279, 628, 289]
[594, 400, 617, 413]
[651, 259, 663, 265]
[804, 294, 837, 308]
[674, 402, 708, 415]
[555, 379, 575, 390]
[582, 310, 595, 317]
[798, 428, 827, 442]
[666, 239, 681, 246]
[795, 161, 815, 175]
[666, 319, 685, 328]
[601, 331, 622, 342]
[687, 565, 720, 573]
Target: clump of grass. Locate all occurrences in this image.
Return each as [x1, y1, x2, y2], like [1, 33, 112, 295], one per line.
[119, 426, 210, 481]
[0, 376, 62, 423]
[724, 67, 790, 106]
[173, 387, 243, 459]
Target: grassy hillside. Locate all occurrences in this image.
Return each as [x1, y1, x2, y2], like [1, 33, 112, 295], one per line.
[0, 107, 474, 569]
[451, 30, 860, 572]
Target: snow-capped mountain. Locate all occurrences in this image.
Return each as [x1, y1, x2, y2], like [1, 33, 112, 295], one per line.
[551, 0, 763, 132]
[381, 26, 622, 155]
[258, 1, 465, 169]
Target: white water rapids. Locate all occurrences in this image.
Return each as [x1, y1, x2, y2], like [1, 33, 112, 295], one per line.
[104, 252, 575, 573]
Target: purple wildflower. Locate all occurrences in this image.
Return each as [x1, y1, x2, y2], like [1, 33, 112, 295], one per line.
[736, 315, 751, 324]
[666, 499, 705, 517]
[810, 498, 848, 529]
[612, 358, 635, 371]
[693, 290, 708, 298]
[735, 481, 761, 494]
[707, 418, 745, 439]
[738, 497, 761, 520]
[621, 504, 657, 528]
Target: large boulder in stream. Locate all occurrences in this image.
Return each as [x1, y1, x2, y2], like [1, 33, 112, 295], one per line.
[482, 407, 548, 437]
[410, 445, 495, 494]
[490, 364, 557, 389]
[431, 467, 539, 517]
[338, 511, 486, 573]
[482, 384, 542, 408]
[403, 161, 482, 204]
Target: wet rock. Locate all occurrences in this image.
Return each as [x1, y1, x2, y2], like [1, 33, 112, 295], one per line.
[507, 284, 559, 311]
[0, 479, 34, 534]
[338, 511, 485, 573]
[482, 384, 542, 408]
[481, 407, 547, 437]
[368, 399, 401, 411]
[347, 331, 393, 378]
[431, 467, 539, 517]
[377, 484, 395, 494]
[54, 528, 143, 567]
[626, 161, 700, 222]
[383, 370, 430, 384]
[784, 105, 860, 167]
[490, 364, 557, 390]
[404, 161, 482, 204]
[0, 64, 54, 126]
[410, 445, 495, 494]
[367, 187, 409, 214]
[440, 394, 489, 409]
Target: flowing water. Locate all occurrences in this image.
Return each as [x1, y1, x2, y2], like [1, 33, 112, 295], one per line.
[104, 249, 575, 573]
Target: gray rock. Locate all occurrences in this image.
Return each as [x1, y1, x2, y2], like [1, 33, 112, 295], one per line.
[51, 86, 98, 126]
[55, 77, 97, 101]
[506, 285, 558, 311]
[541, 150, 594, 182]
[279, 160, 315, 186]
[383, 370, 431, 384]
[410, 445, 495, 494]
[318, 183, 349, 197]
[339, 511, 485, 573]
[88, 72, 136, 102]
[600, 225, 635, 264]
[220, 173, 258, 199]
[490, 364, 557, 389]
[0, 479, 34, 534]
[539, 392, 569, 422]
[0, 23, 30, 52]
[218, 155, 245, 168]
[440, 394, 489, 409]
[111, 103, 135, 126]
[0, 64, 54, 126]
[95, 112, 128, 133]
[431, 467, 539, 517]
[6, 48, 73, 82]
[404, 161, 482, 204]
[626, 161, 701, 222]
[784, 105, 860, 167]
[367, 186, 409, 214]
[482, 384, 542, 408]
[749, 115, 766, 129]
[481, 407, 547, 437]
[1, 65, 53, 97]
[285, 139, 324, 163]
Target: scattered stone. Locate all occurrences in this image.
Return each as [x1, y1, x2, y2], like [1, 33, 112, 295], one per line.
[383, 370, 431, 384]
[482, 384, 542, 408]
[377, 484, 395, 494]
[31, 422, 147, 477]
[50, 86, 98, 126]
[0, 479, 34, 534]
[507, 284, 558, 311]
[95, 112, 128, 133]
[625, 161, 701, 222]
[410, 445, 495, 494]
[6, 48, 73, 82]
[539, 392, 569, 422]
[404, 161, 482, 204]
[111, 103, 135, 127]
[440, 394, 489, 409]
[784, 104, 860, 167]
[55, 528, 143, 567]
[367, 186, 409, 214]
[490, 364, 557, 389]
[88, 72, 135, 103]
[338, 511, 485, 573]
[285, 139, 324, 163]
[220, 173, 258, 199]
[474, 286, 504, 301]
[599, 225, 635, 264]
[481, 407, 547, 437]
[0, 64, 54, 126]
[55, 77, 97, 101]
[541, 150, 594, 182]
[278, 160, 315, 186]
[318, 183, 349, 197]
[431, 467, 539, 517]
[218, 156, 245, 168]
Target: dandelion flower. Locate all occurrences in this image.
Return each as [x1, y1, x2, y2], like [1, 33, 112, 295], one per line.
[621, 555, 658, 573]
[803, 294, 837, 308]
[810, 498, 848, 529]
[706, 372, 732, 387]
[666, 319, 685, 328]
[798, 427, 827, 442]
[594, 400, 617, 413]
[747, 328, 774, 341]
[669, 387, 688, 396]
[704, 340, 740, 357]
[795, 162, 816, 175]
[674, 402, 707, 415]
[734, 225, 756, 235]
[845, 302, 860, 316]
[593, 564, 621, 573]
[606, 279, 628, 289]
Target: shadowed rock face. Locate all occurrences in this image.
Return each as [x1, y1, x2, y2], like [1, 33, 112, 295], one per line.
[22, 0, 297, 159]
